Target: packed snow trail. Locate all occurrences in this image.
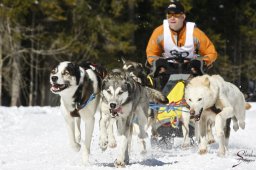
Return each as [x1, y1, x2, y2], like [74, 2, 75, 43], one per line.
[1, 105, 256, 170]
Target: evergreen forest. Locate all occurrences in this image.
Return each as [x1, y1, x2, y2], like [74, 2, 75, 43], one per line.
[0, 0, 256, 106]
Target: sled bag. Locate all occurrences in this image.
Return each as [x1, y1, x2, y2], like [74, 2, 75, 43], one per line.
[157, 81, 185, 128]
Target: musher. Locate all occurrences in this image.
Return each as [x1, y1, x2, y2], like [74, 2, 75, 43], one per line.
[145, 0, 218, 147]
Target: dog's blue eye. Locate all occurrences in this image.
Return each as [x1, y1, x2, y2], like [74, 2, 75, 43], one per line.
[198, 98, 202, 101]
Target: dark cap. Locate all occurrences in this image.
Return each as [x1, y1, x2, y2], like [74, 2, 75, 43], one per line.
[166, 0, 185, 14]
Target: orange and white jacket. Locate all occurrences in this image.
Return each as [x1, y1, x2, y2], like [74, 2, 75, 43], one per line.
[146, 21, 217, 66]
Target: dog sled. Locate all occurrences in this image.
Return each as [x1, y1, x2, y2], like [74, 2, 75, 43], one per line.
[147, 53, 208, 149]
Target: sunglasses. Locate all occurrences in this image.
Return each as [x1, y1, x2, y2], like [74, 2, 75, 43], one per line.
[166, 13, 183, 19]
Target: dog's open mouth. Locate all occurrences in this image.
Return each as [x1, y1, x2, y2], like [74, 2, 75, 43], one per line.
[109, 107, 122, 118]
[194, 108, 203, 121]
[50, 83, 69, 92]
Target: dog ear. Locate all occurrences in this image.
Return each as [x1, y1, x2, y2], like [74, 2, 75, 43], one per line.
[121, 57, 126, 64]
[50, 63, 59, 72]
[185, 81, 191, 87]
[137, 63, 144, 71]
[66, 62, 81, 85]
[138, 63, 143, 68]
[101, 77, 109, 90]
[125, 81, 134, 92]
[203, 77, 210, 87]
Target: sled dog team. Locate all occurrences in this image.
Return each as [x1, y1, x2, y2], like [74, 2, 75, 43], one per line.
[50, 61, 248, 167]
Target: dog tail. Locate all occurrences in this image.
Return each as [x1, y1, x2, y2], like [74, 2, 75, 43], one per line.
[145, 87, 169, 104]
[245, 103, 251, 110]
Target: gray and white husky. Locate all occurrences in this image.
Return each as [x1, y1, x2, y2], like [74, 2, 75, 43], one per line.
[99, 69, 168, 167]
[121, 57, 147, 85]
[50, 61, 104, 164]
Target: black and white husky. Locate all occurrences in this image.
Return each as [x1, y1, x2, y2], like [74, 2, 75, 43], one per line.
[99, 69, 168, 167]
[50, 61, 104, 164]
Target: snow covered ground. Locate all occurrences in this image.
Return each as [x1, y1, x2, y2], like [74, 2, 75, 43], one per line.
[1, 104, 256, 170]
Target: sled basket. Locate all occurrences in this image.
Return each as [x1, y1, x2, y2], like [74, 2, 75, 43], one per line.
[155, 81, 188, 128]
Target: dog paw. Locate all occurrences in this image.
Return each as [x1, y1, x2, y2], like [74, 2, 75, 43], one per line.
[198, 149, 207, 155]
[108, 138, 117, 148]
[71, 142, 81, 152]
[239, 122, 245, 129]
[82, 159, 90, 166]
[233, 124, 239, 131]
[82, 156, 90, 166]
[99, 137, 108, 151]
[114, 159, 126, 168]
[140, 149, 147, 155]
[181, 143, 190, 149]
[217, 150, 225, 157]
[82, 162, 90, 167]
[208, 139, 215, 144]
[140, 140, 147, 154]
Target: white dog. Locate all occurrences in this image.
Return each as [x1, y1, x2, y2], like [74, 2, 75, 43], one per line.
[50, 61, 103, 164]
[185, 74, 246, 156]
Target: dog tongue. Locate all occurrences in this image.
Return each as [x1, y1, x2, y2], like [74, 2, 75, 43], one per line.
[51, 85, 60, 91]
[113, 107, 122, 113]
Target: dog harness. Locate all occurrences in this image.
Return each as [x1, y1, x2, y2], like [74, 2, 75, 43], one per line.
[70, 93, 97, 117]
[70, 67, 101, 117]
[149, 81, 189, 128]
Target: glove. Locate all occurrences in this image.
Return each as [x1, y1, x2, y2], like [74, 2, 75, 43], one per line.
[149, 59, 170, 77]
[189, 59, 206, 76]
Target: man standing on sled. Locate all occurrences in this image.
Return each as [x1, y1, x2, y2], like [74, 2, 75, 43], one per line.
[146, 0, 218, 147]
[146, 0, 217, 73]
